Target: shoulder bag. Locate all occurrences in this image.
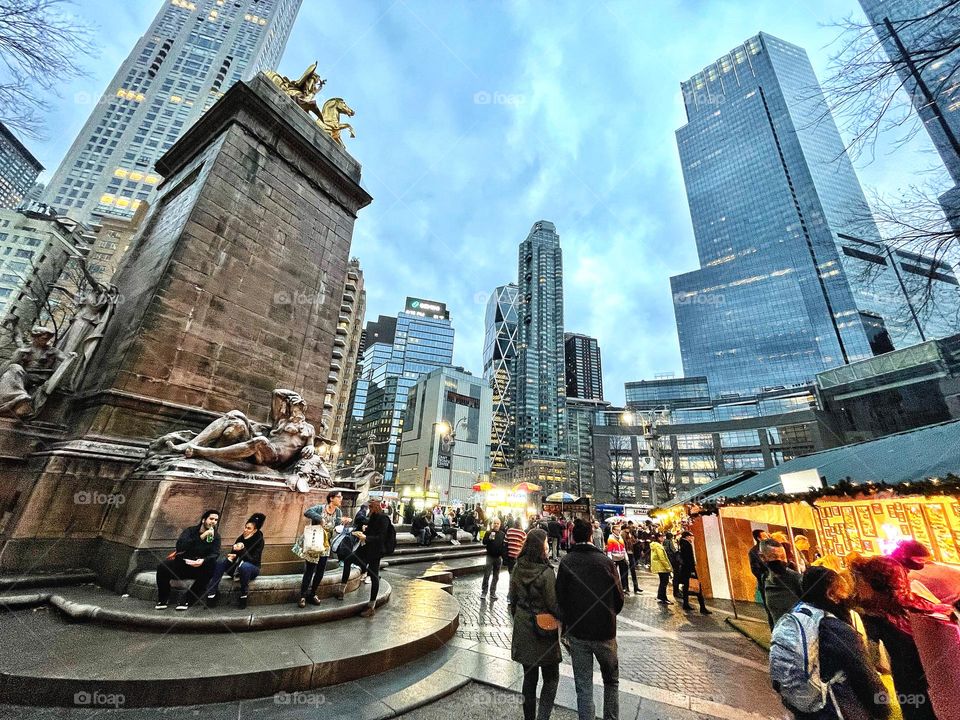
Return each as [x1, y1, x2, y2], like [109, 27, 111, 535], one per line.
[521, 567, 560, 638]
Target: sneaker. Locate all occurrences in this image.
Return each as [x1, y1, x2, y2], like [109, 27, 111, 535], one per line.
[175, 603, 189, 611]
[237, 596, 248, 610]
[205, 593, 218, 608]
[309, 595, 322, 606]
[490, 594, 498, 601]
[154, 602, 168, 610]
[363, 576, 372, 584]
[297, 598, 307, 608]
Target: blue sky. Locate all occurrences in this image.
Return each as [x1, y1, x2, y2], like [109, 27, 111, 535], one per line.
[35, 0, 942, 405]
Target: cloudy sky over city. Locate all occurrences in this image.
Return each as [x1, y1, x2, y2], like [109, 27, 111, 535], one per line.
[35, 0, 944, 404]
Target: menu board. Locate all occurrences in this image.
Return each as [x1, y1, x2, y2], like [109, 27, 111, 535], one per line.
[924, 503, 960, 564]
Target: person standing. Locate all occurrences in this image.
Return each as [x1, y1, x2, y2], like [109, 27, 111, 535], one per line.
[591, 520, 605, 551]
[678, 531, 711, 614]
[206, 512, 265, 609]
[762, 540, 802, 626]
[155, 509, 221, 611]
[557, 518, 624, 720]
[663, 531, 682, 598]
[748, 529, 772, 625]
[621, 527, 642, 594]
[606, 525, 631, 595]
[296, 490, 345, 608]
[509, 528, 561, 720]
[649, 532, 673, 605]
[481, 518, 508, 599]
[505, 519, 527, 573]
[337, 499, 391, 618]
[547, 516, 564, 561]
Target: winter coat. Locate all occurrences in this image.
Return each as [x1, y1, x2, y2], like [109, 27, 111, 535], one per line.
[650, 541, 672, 574]
[764, 564, 802, 625]
[556, 543, 623, 641]
[509, 557, 562, 666]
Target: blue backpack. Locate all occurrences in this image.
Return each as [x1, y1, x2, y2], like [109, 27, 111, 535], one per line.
[769, 602, 844, 714]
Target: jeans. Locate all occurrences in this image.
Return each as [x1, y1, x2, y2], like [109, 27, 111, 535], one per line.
[341, 545, 381, 606]
[548, 537, 559, 560]
[656, 572, 670, 601]
[156, 557, 216, 605]
[521, 663, 559, 720]
[481, 555, 502, 595]
[568, 636, 619, 720]
[206, 558, 260, 597]
[300, 555, 330, 598]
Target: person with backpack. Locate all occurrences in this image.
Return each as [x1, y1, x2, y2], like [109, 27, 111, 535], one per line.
[763, 539, 802, 626]
[770, 565, 890, 720]
[336, 499, 395, 617]
[508, 528, 561, 720]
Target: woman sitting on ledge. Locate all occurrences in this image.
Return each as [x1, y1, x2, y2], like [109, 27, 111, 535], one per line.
[205, 513, 266, 609]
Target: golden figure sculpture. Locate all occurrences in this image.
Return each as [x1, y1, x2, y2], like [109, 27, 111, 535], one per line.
[265, 62, 356, 147]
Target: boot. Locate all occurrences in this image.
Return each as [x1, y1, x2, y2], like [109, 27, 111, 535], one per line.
[360, 603, 376, 618]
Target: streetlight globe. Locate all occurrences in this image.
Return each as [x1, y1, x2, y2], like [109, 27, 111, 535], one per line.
[621, 412, 633, 425]
[437, 421, 451, 435]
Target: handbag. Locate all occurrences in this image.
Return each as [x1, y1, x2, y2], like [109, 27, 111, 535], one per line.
[687, 576, 702, 594]
[521, 568, 560, 639]
[303, 525, 328, 555]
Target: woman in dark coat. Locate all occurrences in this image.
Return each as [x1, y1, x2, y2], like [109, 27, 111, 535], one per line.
[763, 540, 802, 625]
[508, 528, 561, 720]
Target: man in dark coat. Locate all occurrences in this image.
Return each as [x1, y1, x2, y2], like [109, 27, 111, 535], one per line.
[748, 529, 773, 625]
[678, 531, 711, 614]
[556, 518, 624, 720]
[481, 518, 508, 599]
[547, 516, 564, 561]
[155, 509, 221, 610]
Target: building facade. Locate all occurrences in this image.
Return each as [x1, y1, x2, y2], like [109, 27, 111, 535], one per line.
[396, 366, 493, 504]
[565, 396, 609, 497]
[341, 298, 454, 485]
[671, 33, 960, 398]
[516, 220, 566, 469]
[326, 259, 365, 455]
[43, 0, 301, 223]
[0, 124, 43, 211]
[564, 332, 603, 400]
[482, 283, 519, 473]
[85, 202, 150, 284]
[625, 375, 711, 411]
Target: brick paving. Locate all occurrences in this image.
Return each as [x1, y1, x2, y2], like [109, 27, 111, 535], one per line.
[454, 561, 789, 719]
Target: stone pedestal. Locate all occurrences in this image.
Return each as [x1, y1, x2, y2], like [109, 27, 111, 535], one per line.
[0, 73, 372, 588]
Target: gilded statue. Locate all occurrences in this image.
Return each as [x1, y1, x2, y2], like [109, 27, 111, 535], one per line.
[265, 62, 356, 147]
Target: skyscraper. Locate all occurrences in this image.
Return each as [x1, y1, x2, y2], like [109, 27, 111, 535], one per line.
[342, 298, 454, 485]
[516, 221, 565, 464]
[44, 0, 301, 223]
[482, 283, 519, 473]
[564, 332, 603, 400]
[0, 124, 43, 210]
[327, 258, 366, 454]
[671, 32, 960, 398]
[858, 1, 960, 224]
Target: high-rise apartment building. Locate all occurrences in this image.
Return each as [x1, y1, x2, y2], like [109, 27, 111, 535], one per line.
[859, 1, 960, 211]
[326, 259, 365, 454]
[342, 298, 454, 485]
[482, 283, 519, 473]
[44, 0, 301, 223]
[564, 332, 603, 400]
[516, 221, 566, 465]
[0, 125, 43, 210]
[671, 33, 960, 398]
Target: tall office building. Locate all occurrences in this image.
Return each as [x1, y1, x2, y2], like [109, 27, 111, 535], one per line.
[341, 298, 454, 485]
[0, 125, 43, 210]
[671, 33, 960, 398]
[564, 332, 603, 400]
[516, 220, 566, 465]
[859, 1, 960, 224]
[44, 0, 301, 223]
[482, 283, 519, 473]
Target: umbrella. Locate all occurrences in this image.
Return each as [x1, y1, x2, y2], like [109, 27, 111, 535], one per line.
[472, 481, 495, 492]
[544, 492, 576, 502]
[512, 482, 541, 493]
[604, 515, 628, 524]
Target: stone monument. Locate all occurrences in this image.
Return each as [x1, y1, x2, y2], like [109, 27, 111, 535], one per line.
[0, 69, 372, 590]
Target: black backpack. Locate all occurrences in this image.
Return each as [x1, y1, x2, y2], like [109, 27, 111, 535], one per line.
[384, 522, 397, 556]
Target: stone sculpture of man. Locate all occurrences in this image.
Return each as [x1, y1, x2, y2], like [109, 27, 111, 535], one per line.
[0, 326, 69, 418]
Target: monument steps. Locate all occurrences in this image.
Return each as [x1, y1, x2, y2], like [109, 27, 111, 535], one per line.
[0, 569, 96, 591]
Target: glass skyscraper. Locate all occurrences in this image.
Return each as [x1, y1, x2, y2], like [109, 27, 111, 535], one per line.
[342, 298, 454, 485]
[516, 221, 565, 462]
[671, 33, 960, 398]
[564, 332, 603, 400]
[482, 283, 519, 473]
[0, 124, 42, 210]
[43, 0, 301, 223]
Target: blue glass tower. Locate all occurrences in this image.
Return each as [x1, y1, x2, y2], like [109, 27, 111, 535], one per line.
[342, 298, 454, 485]
[671, 33, 960, 397]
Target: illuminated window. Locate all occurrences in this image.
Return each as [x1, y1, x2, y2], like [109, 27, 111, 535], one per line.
[100, 194, 116, 205]
[113, 168, 128, 178]
[170, 95, 183, 104]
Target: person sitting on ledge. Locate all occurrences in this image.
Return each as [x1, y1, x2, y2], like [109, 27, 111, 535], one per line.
[156, 509, 221, 611]
[205, 512, 266, 610]
[337, 498, 391, 617]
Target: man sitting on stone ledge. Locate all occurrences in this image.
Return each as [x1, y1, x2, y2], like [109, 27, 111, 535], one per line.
[155, 509, 221, 611]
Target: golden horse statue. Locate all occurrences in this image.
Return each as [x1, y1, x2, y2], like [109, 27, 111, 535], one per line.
[265, 62, 356, 147]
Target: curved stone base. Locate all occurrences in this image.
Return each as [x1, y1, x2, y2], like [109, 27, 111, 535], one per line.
[0, 578, 458, 707]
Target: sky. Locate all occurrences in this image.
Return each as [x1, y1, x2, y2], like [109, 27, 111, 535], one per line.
[33, 0, 945, 405]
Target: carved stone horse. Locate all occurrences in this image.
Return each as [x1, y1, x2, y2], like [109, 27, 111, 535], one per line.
[317, 98, 356, 147]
